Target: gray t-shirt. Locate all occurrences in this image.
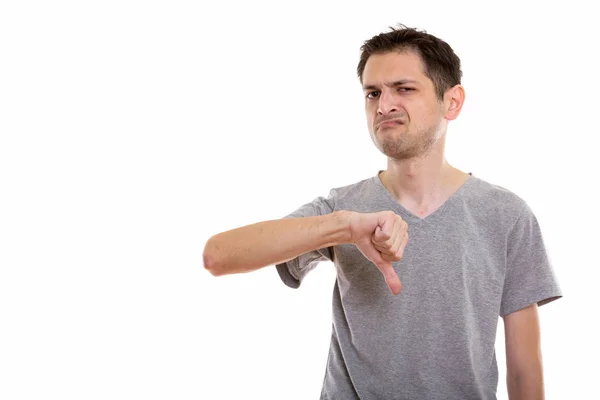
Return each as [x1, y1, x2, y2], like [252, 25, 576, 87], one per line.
[276, 171, 562, 400]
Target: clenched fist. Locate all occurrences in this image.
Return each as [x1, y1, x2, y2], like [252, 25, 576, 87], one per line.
[348, 211, 409, 295]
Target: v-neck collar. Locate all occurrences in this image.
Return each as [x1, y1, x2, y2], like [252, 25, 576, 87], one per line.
[371, 170, 475, 224]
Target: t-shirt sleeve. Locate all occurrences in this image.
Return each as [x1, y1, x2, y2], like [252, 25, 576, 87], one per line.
[500, 202, 563, 317]
[275, 190, 336, 289]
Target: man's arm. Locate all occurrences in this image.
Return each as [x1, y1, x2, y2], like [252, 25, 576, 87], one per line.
[202, 210, 352, 276]
[503, 303, 545, 400]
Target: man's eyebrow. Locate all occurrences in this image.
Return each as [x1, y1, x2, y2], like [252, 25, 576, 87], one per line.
[362, 80, 419, 91]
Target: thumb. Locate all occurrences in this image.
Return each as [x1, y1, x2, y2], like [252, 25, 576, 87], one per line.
[364, 245, 401, 295]
[379, 261, 402, 295]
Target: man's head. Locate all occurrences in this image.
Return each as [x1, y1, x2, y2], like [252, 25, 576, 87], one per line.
[358, 25, 465, 160]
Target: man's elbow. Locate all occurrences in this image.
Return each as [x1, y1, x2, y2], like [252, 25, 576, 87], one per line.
[203, 253, 216, 276]
[506, 362, 544, 399]
[203, 239, 224, 277]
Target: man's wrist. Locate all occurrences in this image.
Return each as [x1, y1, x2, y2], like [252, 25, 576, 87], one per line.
[331, 210, 355, 246]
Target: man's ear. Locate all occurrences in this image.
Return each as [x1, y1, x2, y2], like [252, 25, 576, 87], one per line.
[444, 84, 465, 121]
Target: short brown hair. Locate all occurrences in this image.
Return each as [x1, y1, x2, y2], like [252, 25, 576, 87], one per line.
[357, 24, 462, 100]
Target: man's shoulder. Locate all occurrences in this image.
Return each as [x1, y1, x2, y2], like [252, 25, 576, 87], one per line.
[468, 174, 530, 220]
[326, 174, 378, 203]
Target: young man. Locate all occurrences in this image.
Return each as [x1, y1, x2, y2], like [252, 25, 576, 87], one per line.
[203, 25, 562, 400]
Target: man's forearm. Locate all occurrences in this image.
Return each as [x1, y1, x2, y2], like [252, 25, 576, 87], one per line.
[203, 210, 352, 276]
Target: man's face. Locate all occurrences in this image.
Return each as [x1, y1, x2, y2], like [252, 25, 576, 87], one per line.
[362, 50, 447, 160]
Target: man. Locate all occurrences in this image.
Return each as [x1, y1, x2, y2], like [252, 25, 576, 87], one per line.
[203, 24, 562, 400]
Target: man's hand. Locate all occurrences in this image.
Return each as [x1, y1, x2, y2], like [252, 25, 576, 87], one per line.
[348, 211, 408, 295]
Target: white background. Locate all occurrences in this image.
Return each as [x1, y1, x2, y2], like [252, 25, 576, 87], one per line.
[1, 1, 598, 399]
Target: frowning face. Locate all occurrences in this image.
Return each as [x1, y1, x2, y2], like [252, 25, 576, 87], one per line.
[362, 50, 448, 160]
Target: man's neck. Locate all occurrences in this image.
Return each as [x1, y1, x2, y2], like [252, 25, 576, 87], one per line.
[379, 150, 469, 208]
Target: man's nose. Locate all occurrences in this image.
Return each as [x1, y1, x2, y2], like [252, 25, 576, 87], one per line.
[377, 90, 399, 115]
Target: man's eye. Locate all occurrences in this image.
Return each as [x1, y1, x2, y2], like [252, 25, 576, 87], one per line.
[398, 87, 414, 92]
[367, 91, 380, 99]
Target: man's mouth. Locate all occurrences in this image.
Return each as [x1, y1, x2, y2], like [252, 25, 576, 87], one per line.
[377, 119, 405, 129]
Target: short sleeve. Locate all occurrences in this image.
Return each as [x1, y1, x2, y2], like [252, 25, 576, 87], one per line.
[500, 202, 563, 316]
[275, 190, 336, 289]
